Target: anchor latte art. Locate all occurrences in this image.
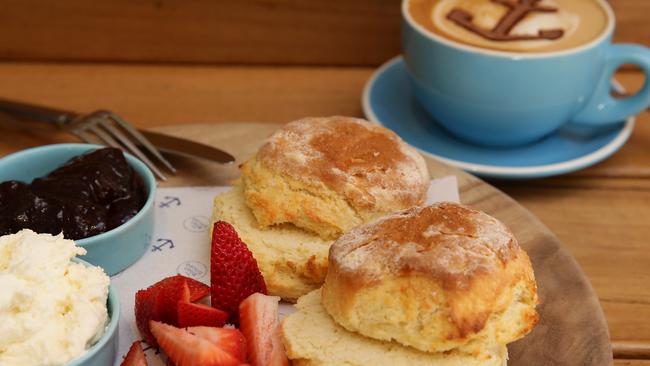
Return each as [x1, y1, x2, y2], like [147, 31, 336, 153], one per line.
[408, 0, 609, 53]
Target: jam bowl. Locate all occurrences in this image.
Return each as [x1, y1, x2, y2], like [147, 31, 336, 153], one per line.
[0, 143, 156, 275]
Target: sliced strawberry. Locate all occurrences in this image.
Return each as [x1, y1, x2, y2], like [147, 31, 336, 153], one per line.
[120, 341, 148, 366]
[239, 293, 288, 366]
[135, 275, 194, 346]
[159, 280, 190, 325]
[150, 321, 240, 366]
[177, 301, 229, 328]
[185, 278, 211, 302]
[144, 275, 209, 303]
[159, 275, 210, 302]
[210, 221, 267, 322]
[134, 290, 149, 337]
[135, 288, 163, 346]
[187, 326, 247, 363]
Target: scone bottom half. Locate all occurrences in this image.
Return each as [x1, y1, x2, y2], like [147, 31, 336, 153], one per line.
[240, 116, 430, 241]
[321, 202, 539, 354]
[212, 184, 332, 302]
[282, 290, 509, 366]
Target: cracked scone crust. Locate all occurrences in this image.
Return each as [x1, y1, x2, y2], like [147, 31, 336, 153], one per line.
[322, 202, 539, 354]
[240, 116, 430, 240]
[212, 185, 332, 301]
[281, 290, 508, 366]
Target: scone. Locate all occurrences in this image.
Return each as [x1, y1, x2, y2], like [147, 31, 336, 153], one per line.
[213, 184, 331, 301]
[240, 116, 429, 240]
[213, 116, 430, 300]
[321, 202, 539, 354]
[281, 290, 508, 366]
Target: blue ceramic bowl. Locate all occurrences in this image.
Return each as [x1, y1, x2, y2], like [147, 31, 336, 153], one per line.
[67, 258, 120, 366]
[0, 143, 155, 275]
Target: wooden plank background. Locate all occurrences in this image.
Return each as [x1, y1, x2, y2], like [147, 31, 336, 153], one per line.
[0, 0, 649, 363]
[0, 0, 647, 66]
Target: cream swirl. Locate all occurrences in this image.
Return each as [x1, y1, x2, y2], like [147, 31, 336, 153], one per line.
[0, 230, 110, 366]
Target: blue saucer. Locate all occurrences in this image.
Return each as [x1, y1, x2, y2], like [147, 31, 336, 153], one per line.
[362, 56, 635, 179]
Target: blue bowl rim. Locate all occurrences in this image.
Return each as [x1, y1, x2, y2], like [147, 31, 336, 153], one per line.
[0, 143, 156, 248]
[66, 257, 120, 366]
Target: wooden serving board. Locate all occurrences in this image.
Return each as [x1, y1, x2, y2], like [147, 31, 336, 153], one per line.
[154, 122, 613, 366]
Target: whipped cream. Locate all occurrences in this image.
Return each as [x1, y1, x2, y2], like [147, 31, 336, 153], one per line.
[0, 230, 110, 366]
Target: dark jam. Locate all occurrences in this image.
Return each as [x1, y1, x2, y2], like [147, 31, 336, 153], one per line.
[0, 148, 147, 240]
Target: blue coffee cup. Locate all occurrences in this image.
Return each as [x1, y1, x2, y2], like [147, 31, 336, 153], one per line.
[402, 0, 650, 147]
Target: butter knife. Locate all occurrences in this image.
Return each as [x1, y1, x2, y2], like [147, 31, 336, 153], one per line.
[138, 129, 235, 163]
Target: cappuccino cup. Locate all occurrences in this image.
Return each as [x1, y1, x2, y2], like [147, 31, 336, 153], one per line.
[402, 0, 650, 146]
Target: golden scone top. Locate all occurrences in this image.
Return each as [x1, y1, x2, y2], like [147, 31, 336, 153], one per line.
[330, 202, 519, 290]
[256, 116, 430, 212]
[230, 116, 430, 300]
[322, 202, 539, 354]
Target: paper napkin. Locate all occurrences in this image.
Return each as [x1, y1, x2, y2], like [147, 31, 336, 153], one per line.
[111, 176, 459, 365]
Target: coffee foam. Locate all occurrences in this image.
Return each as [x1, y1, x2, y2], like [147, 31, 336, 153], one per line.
[410, 0, 608, 53]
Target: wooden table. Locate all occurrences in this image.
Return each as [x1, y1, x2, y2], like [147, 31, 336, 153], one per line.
[0, 63, 649, 365]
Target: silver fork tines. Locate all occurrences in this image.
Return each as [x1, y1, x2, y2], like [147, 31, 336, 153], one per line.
[70, 111, 175, 180]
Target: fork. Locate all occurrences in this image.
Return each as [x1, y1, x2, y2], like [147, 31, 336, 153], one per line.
[0, 98, 176, 180]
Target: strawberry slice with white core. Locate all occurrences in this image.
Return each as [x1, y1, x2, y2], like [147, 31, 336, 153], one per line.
[149, 320, 240, 366]
[239, 293, 288, 366]
[187, 326, 247, 363]
[120, 341, 148, 366]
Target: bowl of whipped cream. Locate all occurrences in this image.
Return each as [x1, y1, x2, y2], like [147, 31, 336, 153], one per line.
[0, 229, 118, 366]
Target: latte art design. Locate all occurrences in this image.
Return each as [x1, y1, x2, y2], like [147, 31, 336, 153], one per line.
[432, 0, 580, 50]
[446, 0, 564, 42]
[408, 0, 609, 53]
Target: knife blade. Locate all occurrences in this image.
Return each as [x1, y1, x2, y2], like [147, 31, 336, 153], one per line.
[139, 129, 235, 164]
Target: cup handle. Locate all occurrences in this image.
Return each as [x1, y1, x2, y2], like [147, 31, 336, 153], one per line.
[573, 44, 650, 125]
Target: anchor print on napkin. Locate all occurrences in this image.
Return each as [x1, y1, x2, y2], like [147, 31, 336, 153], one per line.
[111, 177, 459, 365]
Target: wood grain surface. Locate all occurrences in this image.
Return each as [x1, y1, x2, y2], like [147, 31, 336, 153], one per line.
[0, 0, 647, 65]
[616, 362, 650, 366]
[0, 63, 648, 362]
[148, 122, 611, 365]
